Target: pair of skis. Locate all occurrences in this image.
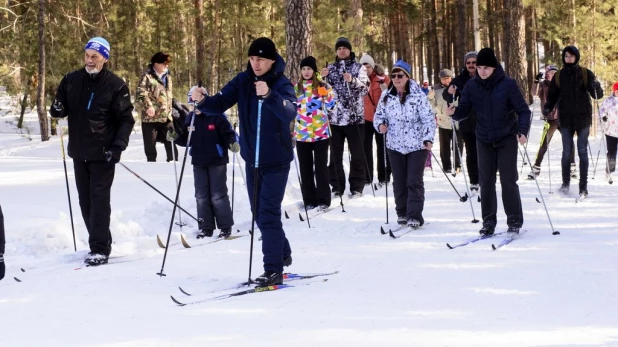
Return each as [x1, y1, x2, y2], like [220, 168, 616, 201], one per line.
[379, 222, 429, 239]
[156, 230, 247, 249]
[170, 271, 338, 306]
[446, 231, 524, 250]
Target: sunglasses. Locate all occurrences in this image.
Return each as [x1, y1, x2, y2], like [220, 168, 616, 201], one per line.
[466, 61, 477, 65]
[390, 73, 406, 79]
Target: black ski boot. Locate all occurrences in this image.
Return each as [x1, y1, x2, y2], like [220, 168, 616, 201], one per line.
[197, 229, 214, 239]
[255, 271, 283, 287]
[217, 227, 232, 239]
[479, 225, 495, 236]
[397, 215, 407, 225]
[283, 255, 292, 267]
[507, 226, 520, 234]
[559, 183, 569, 194]
[85, 252, 109, 266]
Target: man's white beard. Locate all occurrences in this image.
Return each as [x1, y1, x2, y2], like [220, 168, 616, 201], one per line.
[85, 66, 100, 74]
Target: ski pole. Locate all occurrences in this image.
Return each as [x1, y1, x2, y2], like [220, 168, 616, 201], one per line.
[523, 145, 560, 235]
[293, 150, 311, 228]
[170, 138, 186, 229]
[452, 123, 479, 223]
[59, 125, 77, 252]
[231, 123, 237, 216]
[157, 80, 201, 277]
[430, 151, 468, 203]
[247, 95, 263, 285]
[119, 163, 198, 221]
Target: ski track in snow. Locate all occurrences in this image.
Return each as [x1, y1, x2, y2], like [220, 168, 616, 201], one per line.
[1, 100, 618, 346]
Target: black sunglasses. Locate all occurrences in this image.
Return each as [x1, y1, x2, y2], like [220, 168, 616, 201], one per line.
[466, 61, 477, 65]
[390, 73, 406, 79]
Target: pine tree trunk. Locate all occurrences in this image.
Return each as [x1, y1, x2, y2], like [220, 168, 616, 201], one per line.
[348, 0, 363, 52]
[285, 0, 313, 83]
[525, 6, 535, 104]
[37, 0, 49, 141]
[430, 0, 440, 84]
[194, 0, 206, 81]
[456, 0, 466, 72]
[209, 0, 220, 92]
[503, 0, 528, 99]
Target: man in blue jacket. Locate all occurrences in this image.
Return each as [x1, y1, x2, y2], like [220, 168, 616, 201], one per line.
[448, 48, 531, 235]
[191, 37, 296, 286]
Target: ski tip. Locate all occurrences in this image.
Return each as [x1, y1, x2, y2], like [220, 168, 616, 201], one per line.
[180, 234, 191, 248]
[21, 268, 26, 272]
[170, 295, 186, 306]
[446, 243, 453, 249]
[535, 197, 541, 203]
[14, 277, 22, 282]
[299, 213, 304, 222]
[156, 234, 166, 249]
[178, 286, 191, 296]
[380, 226, 386, 235]
[388, 230, 396, 239]
[491, 244, 497, 251]
[285, 211, 290, 219]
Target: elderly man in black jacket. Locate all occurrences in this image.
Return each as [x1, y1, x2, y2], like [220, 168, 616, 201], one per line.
[544, 46, 603, 197]
[448, 48, 531, 236]
[50, 37, 135, 266]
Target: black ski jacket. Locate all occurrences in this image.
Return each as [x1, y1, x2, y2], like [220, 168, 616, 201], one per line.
[50, 67, 135, 161]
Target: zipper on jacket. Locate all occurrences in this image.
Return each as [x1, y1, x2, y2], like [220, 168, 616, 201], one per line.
[87, 93, 94, 110]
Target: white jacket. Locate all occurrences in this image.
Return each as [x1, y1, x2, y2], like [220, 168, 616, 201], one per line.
[429, 83, 452, 129]
[373, 81, 436, 155]
[599, 94, 618, 138]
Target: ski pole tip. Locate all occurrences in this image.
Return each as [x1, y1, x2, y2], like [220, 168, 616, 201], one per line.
[552, 231, 561, 235]
[156, 272, 167, 277]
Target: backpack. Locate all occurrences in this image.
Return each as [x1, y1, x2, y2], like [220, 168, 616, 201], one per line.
[555, 66, 588, 89]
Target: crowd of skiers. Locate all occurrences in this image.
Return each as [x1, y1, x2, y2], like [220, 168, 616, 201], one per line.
[0, 34, 603, 286]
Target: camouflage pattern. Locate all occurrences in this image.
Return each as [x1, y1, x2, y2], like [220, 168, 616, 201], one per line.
[136, 67, 173, 123]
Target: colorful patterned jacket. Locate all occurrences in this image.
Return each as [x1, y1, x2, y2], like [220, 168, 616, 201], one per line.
[136, 66, 173, 123]
[294, 80, 336, 142]
[324, 54, 368, 126]
[599, 94, 618, 138]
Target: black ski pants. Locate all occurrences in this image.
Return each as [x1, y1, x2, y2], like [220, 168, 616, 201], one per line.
[388, 149, 427, 225]
[73, 160, 116, 256]
[477, 135, 523, 229]
[142, 121, 178, 162]
[329, 124, 366, 194]
[438, 127, 463, 172]
[0, 204, 4, 254]
[363, 122, 391, 183]
[296, 140, 331, 207]
[460, 131, 479, 185]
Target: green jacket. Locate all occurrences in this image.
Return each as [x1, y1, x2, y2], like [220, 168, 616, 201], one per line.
[136, 66, 173, 123]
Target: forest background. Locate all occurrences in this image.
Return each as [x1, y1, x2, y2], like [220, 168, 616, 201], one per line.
[0, 0, 615, 140]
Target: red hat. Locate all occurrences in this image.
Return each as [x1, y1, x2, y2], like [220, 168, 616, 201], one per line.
[612, 82, 618, 92]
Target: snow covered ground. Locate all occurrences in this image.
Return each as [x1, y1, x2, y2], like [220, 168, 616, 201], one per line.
[1, 98, 617, 347]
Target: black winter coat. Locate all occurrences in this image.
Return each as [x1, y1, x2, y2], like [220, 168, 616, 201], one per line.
[545, 46, 603, 131]
[175, 111, 237, 167]
[443, 68, 477, 133]
[453, 65, 531, 144]
[50, 67, 135, 161]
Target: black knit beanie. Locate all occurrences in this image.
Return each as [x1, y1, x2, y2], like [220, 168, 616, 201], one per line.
[476, 48, 498, 68]
[247, 37, 277, 61]
[300, 56, 318, 72]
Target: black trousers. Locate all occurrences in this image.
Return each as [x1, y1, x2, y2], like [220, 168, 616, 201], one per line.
[606, 135, 617, 172]
[438, 127, 463, 171]
[388, 149, 427, 224]
[73, 160, 116, 256]
[329, 124, 366, 194]
[363, 122, 391, 183]
[0, 205, 4, 254]
[296, 140, 331, 207]
[142, 121, 178, 162]
[477, 135, 523, 228]
[460, 131, 479, 185]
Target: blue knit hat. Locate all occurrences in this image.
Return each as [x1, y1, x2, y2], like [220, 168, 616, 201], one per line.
[84, 37, 110, 59]
[392, 59, 411, 78]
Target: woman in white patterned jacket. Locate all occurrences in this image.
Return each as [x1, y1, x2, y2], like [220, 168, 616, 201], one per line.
[599, 82, 618, 179]
[374, 60, 436, 228]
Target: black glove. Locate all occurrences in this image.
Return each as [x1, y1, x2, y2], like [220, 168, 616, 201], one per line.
[542, 108, 551, 117]
[104, 148, 122, 164]
[534, 72, 543, 83]
[590, 80, 601, 91]
[0, 254, 5, 281]
[602, 116, 608, 122]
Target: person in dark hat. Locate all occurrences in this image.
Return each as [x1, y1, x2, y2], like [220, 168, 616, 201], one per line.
[190, 37, 296, 287]
[49, 37, 135, 266]
[443, 51, 480, 191]
[320, 37, 369, 198]
[447, 47, 531, 236]
[430, 68, 463, 174]
[544, 46, 604, 197]
[136, 51, 178, 162]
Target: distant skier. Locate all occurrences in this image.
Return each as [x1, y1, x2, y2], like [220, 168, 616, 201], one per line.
[599, 82, 618, 180]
